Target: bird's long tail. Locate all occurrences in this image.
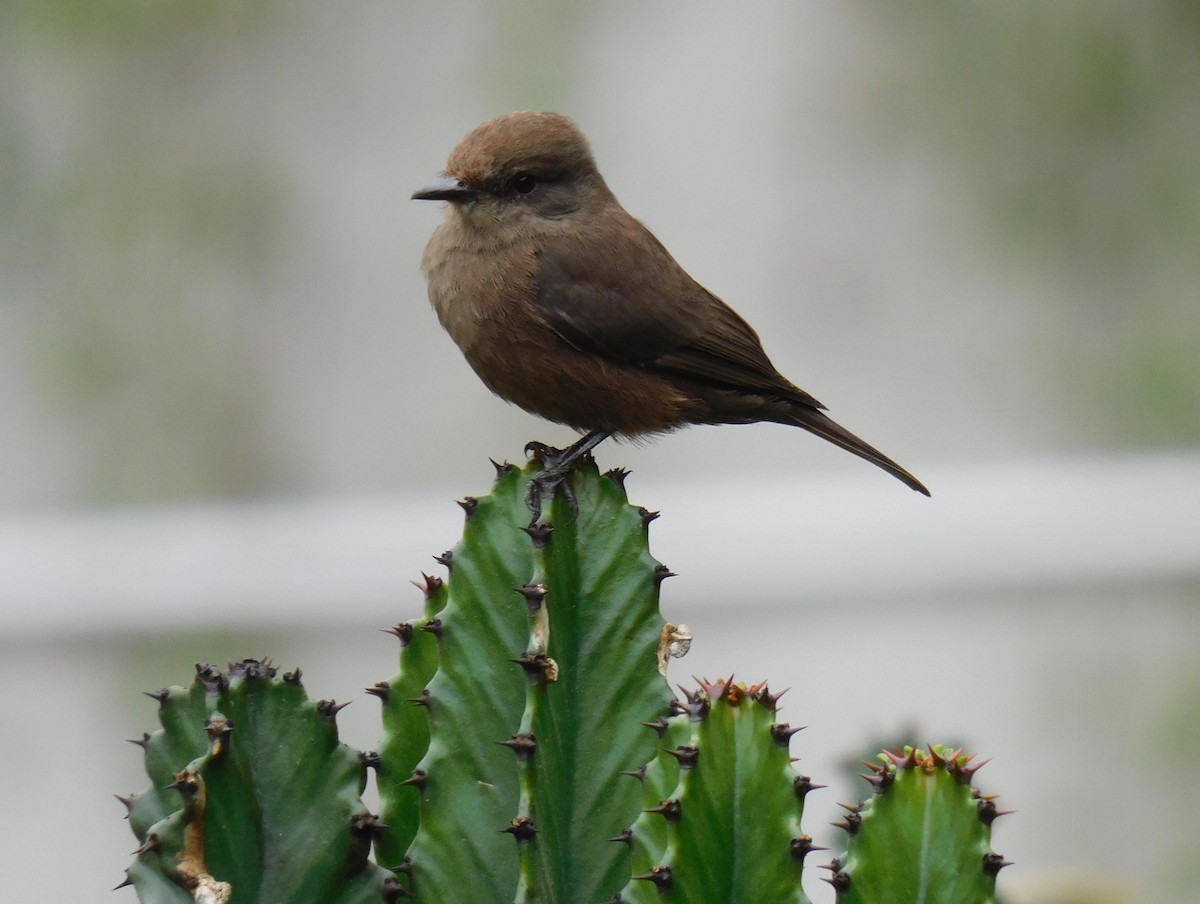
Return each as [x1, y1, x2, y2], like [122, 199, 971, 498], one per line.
[780, 406, 930, 496]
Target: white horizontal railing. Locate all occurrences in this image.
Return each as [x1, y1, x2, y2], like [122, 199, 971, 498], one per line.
[2, 452, 1197, 635]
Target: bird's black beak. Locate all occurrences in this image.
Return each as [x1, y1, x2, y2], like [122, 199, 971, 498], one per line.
[412, 176, 476, 202]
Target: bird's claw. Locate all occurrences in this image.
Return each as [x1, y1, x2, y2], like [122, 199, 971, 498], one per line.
[522, 432, 610, 526]
[525, 470, 578, 526]
[524, 442, 582, 526]
[524, 441, 555, 465]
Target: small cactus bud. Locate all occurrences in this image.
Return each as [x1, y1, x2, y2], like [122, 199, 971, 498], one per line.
[382, 622, 414, 645]
[497, 733, 537, 761]
[665, 744, 699, 769]
[633, 866, 672, 890]
[503, 816, 538, 843]
[645, 799, 682, 823]
[982, 851, 1011, 876]
[770, 722, 804, 747]
[400, 769, 427, 792]
[316, 699, 350, 722]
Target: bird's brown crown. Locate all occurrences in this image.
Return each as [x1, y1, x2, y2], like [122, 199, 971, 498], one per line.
[444, 112, 600, 189]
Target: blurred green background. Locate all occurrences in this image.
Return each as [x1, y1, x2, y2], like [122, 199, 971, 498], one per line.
[1, 2, 1197, 902]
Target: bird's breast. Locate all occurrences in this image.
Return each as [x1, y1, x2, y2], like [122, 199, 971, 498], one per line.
[419, 211, 706, 435]
[421, 215, 540, 354]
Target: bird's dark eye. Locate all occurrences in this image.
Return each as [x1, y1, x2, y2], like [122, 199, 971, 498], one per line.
[512, 172, 538, 195]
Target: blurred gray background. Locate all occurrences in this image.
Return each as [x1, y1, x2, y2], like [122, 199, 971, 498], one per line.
[2, 2, 1198, 902]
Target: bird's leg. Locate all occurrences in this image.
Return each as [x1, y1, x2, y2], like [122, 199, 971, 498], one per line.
[524, 431, 610, 524]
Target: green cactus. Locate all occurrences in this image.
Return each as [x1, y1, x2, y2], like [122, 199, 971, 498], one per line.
[121, 456, 1009, 904]
[372, 571, 447, 869]
[616, 678, 814, 904]
[383, 459, 676, 903]
[828, 744, 1009, 904]
[120, 660, 396, 904]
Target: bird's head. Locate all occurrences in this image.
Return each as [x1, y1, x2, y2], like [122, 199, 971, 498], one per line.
[412, 111, 610, 227]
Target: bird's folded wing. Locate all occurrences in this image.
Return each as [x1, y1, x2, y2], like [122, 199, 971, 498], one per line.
[533, 215, 823, 408]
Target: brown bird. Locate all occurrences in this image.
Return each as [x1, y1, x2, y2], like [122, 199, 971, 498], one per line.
[413, 112, 929, 511]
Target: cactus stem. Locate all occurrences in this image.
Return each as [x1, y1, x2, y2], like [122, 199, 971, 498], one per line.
[366, 681, 390, 702]
[503, 816, 538, 843]
[645, 799, 682, 823]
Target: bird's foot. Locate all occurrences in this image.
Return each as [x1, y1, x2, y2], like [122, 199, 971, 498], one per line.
[523, 432, 610, 526]
[524, 442, 581, 526]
